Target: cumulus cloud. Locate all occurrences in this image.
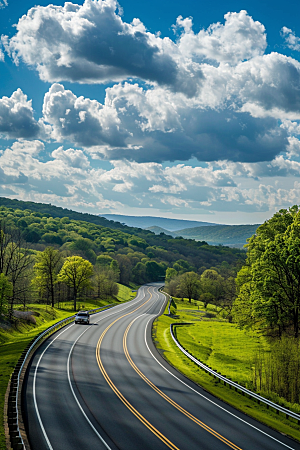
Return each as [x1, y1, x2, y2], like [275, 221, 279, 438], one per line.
[3, 0, 203, 96]
[43, 83, 128, 147]
[0, 140, 298, 217]
[235, 53, 300, 119]
[175, 10, 267, 64]
[41, 82, 288, 163]
[3, 3, 300, 175]
[281, 27, 300, 52]
[0, 89, 43, 139]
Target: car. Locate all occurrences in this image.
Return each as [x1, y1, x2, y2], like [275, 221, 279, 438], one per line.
[75, 311, 90, 324]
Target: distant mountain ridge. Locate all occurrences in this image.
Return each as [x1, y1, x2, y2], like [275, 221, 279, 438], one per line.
[146, 224, 260, 248]
[174, 224, 260, 247]
[101, 214, 218, 231]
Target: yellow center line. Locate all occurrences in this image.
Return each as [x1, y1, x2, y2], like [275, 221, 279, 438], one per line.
[123, 318, 243, 450]
[95, 288, 180, 450]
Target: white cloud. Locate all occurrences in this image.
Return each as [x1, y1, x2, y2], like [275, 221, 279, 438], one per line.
[175, 10, 267, 64]
[0, 140, 300, 220]
[281, 27, 300, 52]
[0, 89, 43, 139]
[41, 82, 288, 163]
[42, 83, 127, 147]
[234, 53, 300, 120]
[51, 146, 90, 168]
[3, 0, 201, 96]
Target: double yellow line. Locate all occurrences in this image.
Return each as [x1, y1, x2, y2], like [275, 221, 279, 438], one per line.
[123, 318, 242, 450]
[96, 291, 179, 450]
[96, 288, 242, 450]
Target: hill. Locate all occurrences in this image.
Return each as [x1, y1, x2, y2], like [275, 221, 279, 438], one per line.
[145, 226, 174, 236]
[174, 224, 260, 248]
[0, 197, 246, 284]
[101, 214, 218, 231]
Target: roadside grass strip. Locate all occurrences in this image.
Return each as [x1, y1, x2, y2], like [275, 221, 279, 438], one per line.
[152, 298, 300, 443]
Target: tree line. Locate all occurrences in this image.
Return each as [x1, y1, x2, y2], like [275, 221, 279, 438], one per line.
[165, 264, 237, 320]
[0, 223, 120, 316]
[0, 203, 245, 290]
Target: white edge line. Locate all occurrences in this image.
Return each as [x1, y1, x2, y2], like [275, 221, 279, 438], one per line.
[67, 325, 112, 450]
[33, 287, 147, 450]
[143, 289, 296, 450]
[33, 323, 75, 450]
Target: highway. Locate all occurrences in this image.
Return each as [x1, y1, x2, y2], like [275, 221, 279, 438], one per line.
[23, 284, 300, 450]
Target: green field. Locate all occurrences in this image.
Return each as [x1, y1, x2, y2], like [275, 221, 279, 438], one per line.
[0, 284, 136, 450]
[153, 296, 300, 442]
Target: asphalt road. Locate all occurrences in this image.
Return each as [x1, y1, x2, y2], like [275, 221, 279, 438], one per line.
[23, 284, 300, 450]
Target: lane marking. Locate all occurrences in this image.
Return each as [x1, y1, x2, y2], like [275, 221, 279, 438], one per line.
[143, 290, 297, 450]
[96, 289, 180, 450]
[32, 286, 151, 449]
[124, 315, 242, 450]
[67, 327, 112, 450]
[33, 325, 74, 450]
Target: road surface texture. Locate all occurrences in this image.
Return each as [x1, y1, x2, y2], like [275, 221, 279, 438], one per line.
[23, 284, 300, 450]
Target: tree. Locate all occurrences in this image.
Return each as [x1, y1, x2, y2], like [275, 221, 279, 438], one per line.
[110, 259, 120, 281]
[115, 255, 132, 285]
[145, 261, 165, 282]
[165, 268, 177, 283]
[0, 223, 32, 314]
[132, 262, 147, 284]
[178, 271, 200, 303]
[199, 269, 224, 308]
[0, 273, 12, 316]
[234, 206, 300, 338]
[58, 256, 94, 310]
[33, 247, 62, 307]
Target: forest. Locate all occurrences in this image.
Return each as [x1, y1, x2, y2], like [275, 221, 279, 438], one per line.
[0, 197, 245, 316]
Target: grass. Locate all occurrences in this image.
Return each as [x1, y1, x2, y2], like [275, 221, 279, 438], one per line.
[153, 297, 300, 443]
[0, 284, 135, 450]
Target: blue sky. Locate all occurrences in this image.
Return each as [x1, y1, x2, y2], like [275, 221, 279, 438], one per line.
[0, 0, 300, 224]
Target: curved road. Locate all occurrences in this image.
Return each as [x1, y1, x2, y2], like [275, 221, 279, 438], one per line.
[23, 284, 300, 450]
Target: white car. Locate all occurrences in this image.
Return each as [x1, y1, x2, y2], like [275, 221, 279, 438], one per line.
[75, 311, 90, 324]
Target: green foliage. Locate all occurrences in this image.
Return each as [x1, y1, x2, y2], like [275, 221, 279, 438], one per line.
[178, 271, 200, 302]
[200, 269, 224, 307]
[0, 274, 12, 316]
[0, 197, 245, 288]
[165, 267, 177, 283]
[33, 247, 62, 307]
[234, 205, 300, 338]
[253, 337, 300, 404]
[58, 256, 94, 310]
[96, 254, 113, 267]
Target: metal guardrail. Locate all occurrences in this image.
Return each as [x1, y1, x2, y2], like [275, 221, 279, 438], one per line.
[170, 323, 300, 423]
[7, 303, 116, 450]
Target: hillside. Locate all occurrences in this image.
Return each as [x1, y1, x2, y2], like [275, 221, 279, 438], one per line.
[174, 224, 259, 248]
[0, 197, 246, 285]
[145, 226, 174, 236]
[101, 214, 218, 231]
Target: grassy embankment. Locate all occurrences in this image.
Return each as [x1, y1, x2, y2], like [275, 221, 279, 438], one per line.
[0, 284, 136, 450]
[152, 297, 300, 442]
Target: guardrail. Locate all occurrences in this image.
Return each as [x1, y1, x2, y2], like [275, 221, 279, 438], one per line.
[6, 303, 116, 450]
[170, 323, 300, 424]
